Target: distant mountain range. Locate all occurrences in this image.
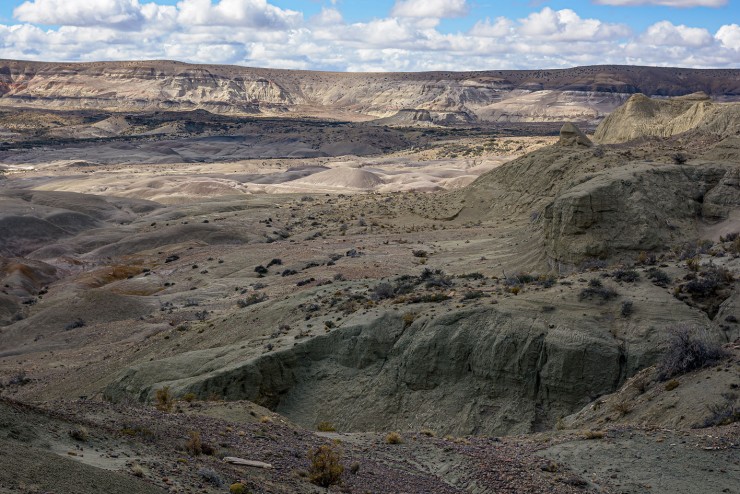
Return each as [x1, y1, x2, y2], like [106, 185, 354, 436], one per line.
[0, 60, 739, 124]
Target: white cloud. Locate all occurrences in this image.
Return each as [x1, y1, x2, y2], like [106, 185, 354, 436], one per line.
[14, 0, 146, 30]
[594, 0, 727, 6]
[519, 8, 631, 41]
[1, 3, 739, 70]
[391, 0, 468, 19]
[469, 17, 513, 38]
[716, 24, 740, 50]
[176, 0, 302, 29]
[640, 20, 713, 46]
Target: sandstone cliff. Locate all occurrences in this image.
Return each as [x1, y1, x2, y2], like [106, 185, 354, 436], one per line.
[1, 60, 739, 122]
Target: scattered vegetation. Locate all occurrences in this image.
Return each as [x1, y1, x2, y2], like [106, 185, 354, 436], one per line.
[664, 379, 680, 391]
[317, 421, 336, 432]
[646, 267, 671, 286]
[699, 393, 739, 428]
[612, 268, 640, 283]
[583, 430, 605, 440]
[657, 325, 727, 381]
[385, 432, 403, 444]
[155, 387, 174, 412]
[198, 467, 224, 488]
[237, 293, 268, 308]
[307, 445, 344, 487]
[230, 483, 247, 494]
[68, 426, 89, 442]
[579, 283, 618, 302]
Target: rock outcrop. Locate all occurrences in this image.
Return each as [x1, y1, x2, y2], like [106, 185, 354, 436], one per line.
[0, 60, 739, 122]
[105, 287, 709, 436]
[558, 123, 592, 147]
[594, 93, 740, 144]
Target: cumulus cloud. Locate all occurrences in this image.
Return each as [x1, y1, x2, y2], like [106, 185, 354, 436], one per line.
[519, 8, 631, 41]
[176, 0, 302, 29]
[715, 24, 740, 50]
[14, 0, 146, 30]
[594, 0, 727, 6]
[1, 3, 739, 70]
[640, 20, 713, 46]
[391, 0, 468, 19]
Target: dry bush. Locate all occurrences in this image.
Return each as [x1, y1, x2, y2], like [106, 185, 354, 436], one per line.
[185, 431, 202, 456]
[385, 432, 403, 444]
[229, 483, 247, 494]
[664, 379, 680, 391]
[611, 402, 633, 417]
[583, 430, 605, 440]
[657, 325, 727, 381]
[317, 421, 336, 432]
[68, 426, 88, 442]
[181, 392, 197, 403]
[155, 387, 174, 412]
[307, 445, 344, 487]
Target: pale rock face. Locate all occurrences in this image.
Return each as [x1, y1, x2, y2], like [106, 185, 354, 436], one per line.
[1, 61, 739, 122]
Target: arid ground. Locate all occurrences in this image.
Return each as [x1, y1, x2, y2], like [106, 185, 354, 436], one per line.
[0, 63, 738, 494]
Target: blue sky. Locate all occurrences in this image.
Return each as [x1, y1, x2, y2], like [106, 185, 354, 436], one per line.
[0, 1, 735, 32]
[0, 0, 737, 70]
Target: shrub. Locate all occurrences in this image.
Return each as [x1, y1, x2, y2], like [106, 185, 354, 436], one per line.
[230, 483, 247, 494]
[459, 272, 485, 280]
[579, 285, 618, 302]
[463, 290, 486, 300]
[64, 318, 86, 330]
[412, 250, 428, 258]
[69, 426, 89, 442]
[613, 269, 640, 283]
[620, 300, 634, 317]
[349, 462, 360, 474]
[181, 392, 197, 403]
[198, 468, 224, 487]
[155, 387, 174, 412]
[421, 268, 453, 288]
[237, 293, 268, 308]
[402, 312, 417, 328]
[657, 325, 727, 380]
[664, 379, 679, 391]
[580, 258, 607, 271]
[583, 430, 605, 440]
[371, 282, 395, 301]
[646, 268, 671, 286]
[672, 153, 687, 165]
[307, 445, 344, 487]
[700, 393, 739, 427]
[317, 421, 336, 432]
[267, 258, 282, 267]
[185, 431, 203, 456]
[407, 293, 451, 304]
[254, 265, 268, 275]
[385, 432, 403, 444]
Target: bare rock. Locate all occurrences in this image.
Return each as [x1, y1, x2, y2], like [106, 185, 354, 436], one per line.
[558, 123, 592, 147]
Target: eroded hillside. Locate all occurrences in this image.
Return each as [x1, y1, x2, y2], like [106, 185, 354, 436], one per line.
[1, 60, 739, 123]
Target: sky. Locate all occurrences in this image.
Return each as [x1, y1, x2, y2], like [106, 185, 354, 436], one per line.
[0, 0, 737, 71]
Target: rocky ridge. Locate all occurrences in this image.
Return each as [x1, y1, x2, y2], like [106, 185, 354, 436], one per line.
[1, 60, 739, 122]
